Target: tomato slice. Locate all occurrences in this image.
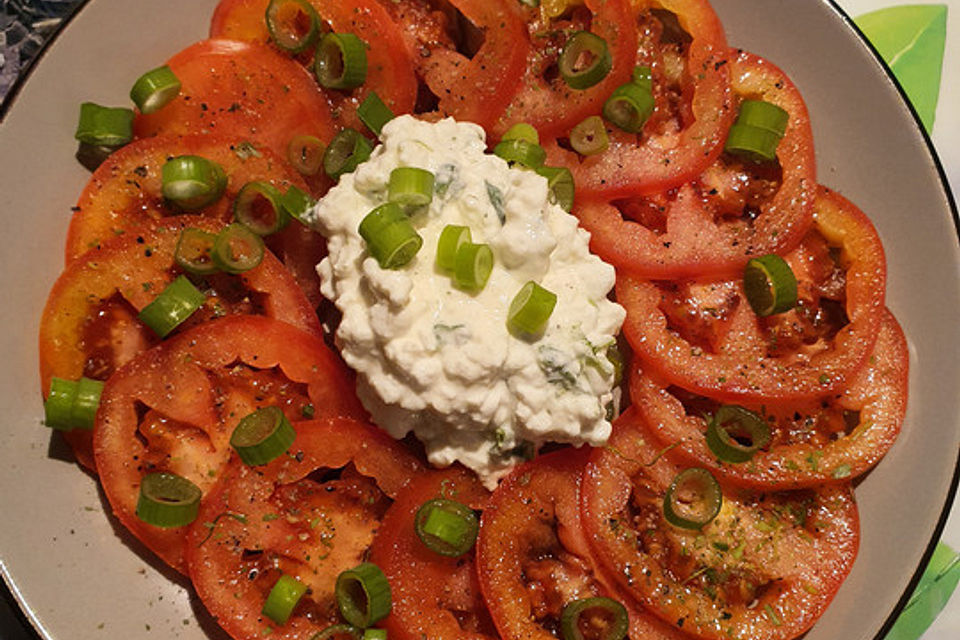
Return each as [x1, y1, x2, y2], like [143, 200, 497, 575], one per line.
[369, 466, 496, 640]
[134, 39, 337, 163]
[477, 448, 687, 640]
[581, 408, 860, 640]
[617, 186, 886, 403]
[185, 416, 422, 639]
[40, 216, 322, 470]
[93, 315, 366, 572]
[574, 49, 815, 279]
[545, 0, 733, 198]
[492, 0, 636, 140]
[210, 0, 418, 132]
[630, 309, 908, 489]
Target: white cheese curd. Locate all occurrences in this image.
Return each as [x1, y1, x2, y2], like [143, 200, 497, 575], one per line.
[307, 115, 625, 487]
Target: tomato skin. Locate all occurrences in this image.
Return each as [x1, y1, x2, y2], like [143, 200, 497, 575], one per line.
[581, 408, 860, 640]
[93, 315, 366, 572]
[186, 417, 422, 640]
[134, 39, 337, 162]
[369, 466, 496, 640]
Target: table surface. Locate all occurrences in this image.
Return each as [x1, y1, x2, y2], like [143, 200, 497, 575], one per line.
[1, 0, 958, 639]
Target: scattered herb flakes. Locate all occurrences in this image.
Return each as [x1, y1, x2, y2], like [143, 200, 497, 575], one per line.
[831, 463, 852, 479]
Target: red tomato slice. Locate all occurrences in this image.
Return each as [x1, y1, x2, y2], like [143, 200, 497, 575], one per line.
[186, 417, 422, 640]
[210, 0, 418, 132]
[134, 39, 337, 162]
[369, 466, 496, 640]
[40, 216, 322, 470]
[581, 409, 860, 640]
[545, 0, 733, 198]
[477, 448, 687, 640]
[93, 315, 366, 572]
[630, 309, 908, 489]
[575, 49, 815, 279]
[617, 186, 886, 403]
[492, 0, 637, 140]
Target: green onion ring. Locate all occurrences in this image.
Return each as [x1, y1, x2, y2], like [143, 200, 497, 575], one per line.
[74, 102, 134, 147]
[743, 253, 798, 316]
[262, 573, 309, 625]
[570, 116, 609, 156]
[414, 498, 479, 557]
[310, 624, 363, 640]
[44, 377, 78, 431]
[135, 472, 202, 528]
[436, 224, 472, 273]
[358, 90, 395, 136]
[388, 167, 435, 210]
[559, 597, 629, 640]
[174, 227, 218, 275]
[280, 185, 316, 225]
[358, 203, 423, 269]
[662, 468, 722, 530]
[502, 122, 540, 145]
[287, 134, 326, 176]
[724, 122, 782, 163]
[161, 155, 228, 210]
[536, 166, 575, 212]
[211, 223, 266, 274]
[137, 275, 206, 338]
[266, 0, 321, 54]
[493, 139, 547, 169]
[737, 99, 789, 137]
[558, 31, 612, 90]
[315, 32, 368, 90]
[454, 243, 494, 292]
[507, 281, 557, 339]
[602, 82, 655, 133]
[233, 181, 290, 236]
[705, 405, 772, 463]
[323, 128, 373, 180]
[230, 406, 296, 466]
[129, 65, 181, 114]
[335, 563, 392, 628]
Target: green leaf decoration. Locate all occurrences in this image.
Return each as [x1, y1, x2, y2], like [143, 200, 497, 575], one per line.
[885, 542, 960, 640]
[855, 4, 947, 134]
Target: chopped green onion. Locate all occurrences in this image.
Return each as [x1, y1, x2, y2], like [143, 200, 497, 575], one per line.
[315, 32, 368, 90]
[632, 65, 653, 91]
[312, 625, 363, 640]
[502, 122, 540, 145]
[737, 99, 789, 137]
[388, 167, 434, 209]
[559, 597, 629, 640]
[137, 275, 206, 337]
[266, 0, 321, 54]
[212, 223, 266, 274]
[161, 155, 227, 210]
[262, 573, 308, 625]
[336, 563, 392, 628]
[724, 123, 781, 163]
[136, 472, 202, 528]
[743, 254, 797, 316]
[558, 31, 612, 90]
[414, 498, 479, 557]
[230, 406, 296, 466]
[662, 468, 722, 530]
[75, 142, 121, 172]
[72, 377, 105, 429]
[129, 65, 181, 114]
[74, 102, 134, 147]
[233, 181, 290, 236]
[493, 138, 547, 168]
[323, 128, 373, 180]
[536, 166, 575, 212]
[44, 376, 104, 431]
[174, 227, 218, 275]
[363, 629, 387, 640]
[358, 91, 395, 136]
[436, 224, 472, 272]
[603, 82, 655, 133]
[508, 281, 557, 339]
[280, 185, 316, 224]
[358, 203, 422, 269]
[454, 243, 493, 292]
[705, 405, 772, 463]
[570, 116, 609, 156]
[287, 134, 326, 176]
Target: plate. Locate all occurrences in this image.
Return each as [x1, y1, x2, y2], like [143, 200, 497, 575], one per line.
[0, 1, 957, 639]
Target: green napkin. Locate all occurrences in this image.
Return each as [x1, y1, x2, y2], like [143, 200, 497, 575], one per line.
[884, 542, 960, 640]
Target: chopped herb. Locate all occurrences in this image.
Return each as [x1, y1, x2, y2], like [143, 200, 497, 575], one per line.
[233, 141, 262, 160]
[434, 163, 459, 197]
[764, 604, 782, 626]
[831, 463, 852, 479]
[484, 180, 506, 224]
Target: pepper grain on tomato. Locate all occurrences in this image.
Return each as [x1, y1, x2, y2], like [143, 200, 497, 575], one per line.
[186, 417, 422, 640]
[93, 315, 365, 572]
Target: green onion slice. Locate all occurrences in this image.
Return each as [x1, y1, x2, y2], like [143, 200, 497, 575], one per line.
[312, 624, 363, 640]
[336, 563, 392, 628]
[436, 224, 472, 272]
[558, 31, 612, 90]
[315, 32, 368, 90]
[358, 90, 395, 136]
[737, 99, 789, 137]
[262, 573, 309, 625]
[136, 472, 202, 528]
[174, 228, 218, 275]
[454, 243, 493, 292]
[137, 275, 206, 338]
[230, 406, 296, 466]
[161, 155, 228, 210]
[559, 597, 629, 640]
[363, 629, 387, 640]
[266, 0, 321, 54]
[632, 65, 653, 90]
[75, 102, 134, 147]
[287, 134, 326, 176]
[508, 281, 557, 339]
[414, 498, 479, 557]
[662, 468, 722, 530]
[493, 139, 547, 169]
[75, 142, 121, 172]
[358, 203, 422, 269]
[603, 82, 655, 133]
[502, 122, 540, 145]
[233, 181, 289, 236]
[72, 377, 105, 430]
[570, 116, 609, 156]
[743, 254, 797, 316]
[724, 123, 782, 164]
[324, 128, 373, 180]
[536, 166, 575, 212]
[388, 167, 434, 209]
[212, 223, 266, 274]
[44, 377, 78, 431]
[129, 65, 181, 114]
[705, 405, 772, 463]
[280, 185, 316, 224]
